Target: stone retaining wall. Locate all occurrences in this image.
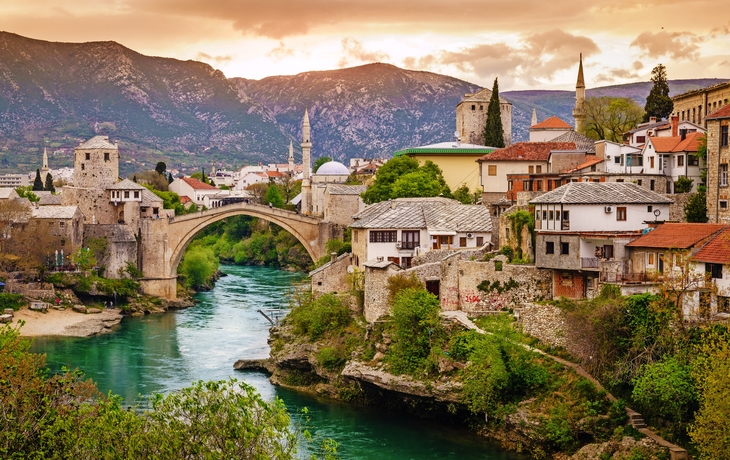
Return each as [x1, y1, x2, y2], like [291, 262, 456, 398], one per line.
[6, 281, 55, 299]
[514, 302, 568, 349]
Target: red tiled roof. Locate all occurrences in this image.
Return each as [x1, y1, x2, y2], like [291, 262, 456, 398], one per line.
[563, 156, 603, 173]
[478, 142, 576, 161]
[693, 227, 730, 263]
[626, 223, 728, 249]
[531, 116, 573, 130]
[706, 103, 730, 120]
[181, 177, 217, 190]
[266, 171, 285, 177]
[648, 132, 703, 153]
[179, 195, 192, 203]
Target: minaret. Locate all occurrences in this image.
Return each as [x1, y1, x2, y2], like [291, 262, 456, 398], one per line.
[300, 108, 312, 215]
[288, 140, 294, 173]
[531, 108, 538, 126]
[41, 147, 50, 183]
[572, 53, 586, 133]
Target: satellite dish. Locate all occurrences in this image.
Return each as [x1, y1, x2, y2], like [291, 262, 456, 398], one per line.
[454, 130, 460, 138]
[654, 209, 661, 218]
[347, 265, 354, 274]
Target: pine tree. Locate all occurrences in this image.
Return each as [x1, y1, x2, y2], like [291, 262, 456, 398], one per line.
[32, 169, 43, 191]
[44, 172, 55, 193]
[643, 64, 673, 122]
[483, 77, 505, 148]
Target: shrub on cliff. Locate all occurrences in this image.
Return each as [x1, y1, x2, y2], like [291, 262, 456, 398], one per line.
[288, 293, 350, 340]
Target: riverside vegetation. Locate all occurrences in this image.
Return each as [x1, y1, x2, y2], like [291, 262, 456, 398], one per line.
[264, 276, 676, 459]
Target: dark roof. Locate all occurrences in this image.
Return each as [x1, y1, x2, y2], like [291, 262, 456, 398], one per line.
[551, 131, 597, 154]
[626, 223, 727, 249]
[478, 142, 576, 162]
[530, 182, 672, 205]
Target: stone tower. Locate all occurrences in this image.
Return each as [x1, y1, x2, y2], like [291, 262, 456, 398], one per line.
[41, 147, 50, 184]
[456, 88, 512, 146]
[300, 109, 312, 215]
[572, 54, 586, 133]
[73, 135, 119, 189]
[288, 140, 294, 172]
[531, 108, 538, 127]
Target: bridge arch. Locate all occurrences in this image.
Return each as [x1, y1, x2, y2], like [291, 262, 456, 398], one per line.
[166, 203, 328, 279]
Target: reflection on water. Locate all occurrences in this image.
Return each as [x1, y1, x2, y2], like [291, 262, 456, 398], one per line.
[32, 265, 523, 459]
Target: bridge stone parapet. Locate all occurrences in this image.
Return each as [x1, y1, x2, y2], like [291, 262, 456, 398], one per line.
[138, 202, 332, 299]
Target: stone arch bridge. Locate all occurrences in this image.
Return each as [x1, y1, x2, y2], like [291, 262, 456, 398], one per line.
[137, 202, 335, 299]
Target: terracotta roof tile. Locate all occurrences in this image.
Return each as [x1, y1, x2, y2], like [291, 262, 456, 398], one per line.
[478, 142, 576, 162]
[648, 132, 703, 153]
[563, 156, 604, 173]
[706, 103, 730, 120]
[531, 116, 573, 130]
[181, 177, 217, 190]
[625, 223, 728, 249]
[693, 227, 730, 263]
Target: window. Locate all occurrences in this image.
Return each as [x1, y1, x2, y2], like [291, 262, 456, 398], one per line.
[555, 211, 560, 221]
[508, 180, 513, 191]
[562, 210, 569, 221]
[603, 245, 614, 259]
[535, 210, 541, 220]
[85, 152, 90, 161]
[542, 210, 547, 220]
[401, 257, 413, 269]
[706, 263, 723, 279]
[688, 155, 699, 166]
[647, 205, 653, 212]
[479, 105, 483, 110]
[471, 105, 475, 110]
[560, 242, 569, 255]
[370, 230, 397, 243]
[650, 179, 655, 191]
[60, 239, 65, 247]
[476, 236, 484, 246]
[616, 179, 624, 183]
[354, 231, 358, 243]
[722, 125, 729, 147]
[722, 164, 729, 187]
[402, 230, 420, 249]
[548, 211, 554, 220]
[460, 237, 467, 247]
[721, 201, 729, 210]
[614, 156, 620, 164]
[134, 191, 140, 199]
[104, 152, 110, 162]
[535, 180, 542, 191]
[536, 165, 542, 173]
[650, 156, 654, 169]
[488, 165, 497, 176]
[647, 252, 655, 267]
[616, 207, 627, 221]
[528, 165, 534, 174]
[677, 155, 684, 167]
[124, 191, 130, 199]
[81, 163, 85, 171]
[546, 242, 554, 254]
[523, 180, 531, 191]
[636, 135, 646, 144]
[59, 221, 65, 228]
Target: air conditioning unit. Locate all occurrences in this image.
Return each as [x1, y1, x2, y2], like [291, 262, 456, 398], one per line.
[466, 233, 474, 239]
[395, 241, 402, 249]
[604, 206, 613, 213]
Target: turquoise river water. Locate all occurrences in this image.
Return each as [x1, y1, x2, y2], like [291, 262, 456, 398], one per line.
[31, 265, 524, 459]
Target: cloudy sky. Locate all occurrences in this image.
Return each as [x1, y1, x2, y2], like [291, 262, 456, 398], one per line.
[1, 0, 728, 90]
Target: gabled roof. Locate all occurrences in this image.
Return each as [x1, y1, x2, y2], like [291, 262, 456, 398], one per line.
[626, 223, 727, 249]
[458, 88, 510, 105]
[32, 205, 80, 219]
[706, 103, 730, 120]
[326, 185, 367, 195]
[478, 142, 576, 162]
[550, 131, 596, 153]
[693, 227, 730, 263]
[351, 197, 492, 232]
[530, 182, 672, 205]
[648, 132, 703, 153]
[38, 194, 62, 206]
[625, 120, 667, 135]
[140, 188, 163, 206]
[179, 196, 192, 204]
[0, 188, 19, 199]
[107, 179, 147, 190]
[563, 156, 604, 174]
[531, 116, 572, 130]
[77, 136, 117, 150]
[181, 177, 217, 190]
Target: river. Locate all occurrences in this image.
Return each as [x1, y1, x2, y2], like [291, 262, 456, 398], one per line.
[31, 265, 523, 459]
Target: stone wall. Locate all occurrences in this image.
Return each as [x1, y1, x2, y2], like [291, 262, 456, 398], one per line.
[668, 192, 691, 222]
[62, 187, 117, 225]
[324, 192, 363, 227]
[403, 262, 440, 281]
[672, 82, 730, 127]
[706, 118, 730, 223]
[440, 253, 552, 314]
[363, 263, 402, 322]
[84, 224, 138, 279]
[411, 247, 488, 267]
[6, 281, 55, 299]
[514, 303, 567, 349]
[311, 253, 353, 296]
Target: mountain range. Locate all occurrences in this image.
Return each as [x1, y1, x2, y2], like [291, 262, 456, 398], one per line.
[0, 31, 725, 177]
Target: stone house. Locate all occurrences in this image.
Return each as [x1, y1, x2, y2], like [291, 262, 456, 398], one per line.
[392, 142, 495, 192]
[672, 80, 730, 129]
[29, 205, 85, 253]
[477, 141, 577, 204]
[456, 88, 512, 147]
[705, 103, 730, 223]
[640, 117, 706, 194]
[350, 197, 492, 270]
[321, 185, 366, 227]
[531, 182, 672, 299]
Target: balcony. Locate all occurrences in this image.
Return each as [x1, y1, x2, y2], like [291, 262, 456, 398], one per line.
[600, 272, 652, 284]
[581, 257, 600, 269]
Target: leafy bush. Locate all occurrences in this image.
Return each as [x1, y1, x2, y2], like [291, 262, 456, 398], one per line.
[0, 293, 25, 311]
[288, 294, 350, 340]
[632, 357, 696, 422]
[317, 346, 347, 371]
[178, 246, 218, 289]
[386, 272, 423, 302]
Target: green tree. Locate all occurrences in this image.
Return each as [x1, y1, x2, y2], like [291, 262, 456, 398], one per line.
[362, 157, 451, 204]
[632, 357, 696, 423]
[73, 247, 97, 271]
[483, 77, 505, 148]
[361, 156, 420, 204]
[178, 246, 218, 289]
[452, 185, 477, 204]
[391, 170, 441, 198]
[313, 156, 333, 173]
[155, 161, 167, 175]
[582, 96, 645, 142]
[674, 176, 694, 193]
[32, 169, 43, 191]
[643, 64, 673, 122]
[264, 184, 285, 208]
[44, 172, 55, 193]
[15, 186, 39, 203]
[685, 190, 708, 223]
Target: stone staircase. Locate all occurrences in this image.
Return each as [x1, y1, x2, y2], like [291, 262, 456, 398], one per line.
[628, 411, 647, 429]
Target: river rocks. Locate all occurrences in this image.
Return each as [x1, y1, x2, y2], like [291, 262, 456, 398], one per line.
[73, 305, 87, 313]
[233, 359, 273, 372]
[163, 298, 195, 309]
[62, 310, 123, 337]
[29, 301, 48, 312]
[4, 309, 13, 316]
[87, 308, 101, 314]
[572, 436, 666, 459]
[341, 361, 462, 403]
[0, 314, 12, 323]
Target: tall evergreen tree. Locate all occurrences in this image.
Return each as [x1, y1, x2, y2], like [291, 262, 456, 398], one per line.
[32, 169, 43, 191]
[643, 64, 673, 122]
[483, 78, 505, 148]
[44, 172, 55, 193]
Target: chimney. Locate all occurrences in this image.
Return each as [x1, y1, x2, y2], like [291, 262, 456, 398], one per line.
[330, 252, 337, 264]
[671, 115, 679, 137]
[649, 116, 657, 124]
[391, 201, 396, 210]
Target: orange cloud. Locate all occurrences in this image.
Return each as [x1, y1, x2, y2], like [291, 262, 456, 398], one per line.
[630, 30, 704, 60]
[338, 38, 390, 68]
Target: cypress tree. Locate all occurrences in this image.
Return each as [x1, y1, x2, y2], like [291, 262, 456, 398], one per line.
[483, 77, 505, 148]
[32, 169, 43, 191]
[643, 64, 673, 122]
[44, 172, 55, 193]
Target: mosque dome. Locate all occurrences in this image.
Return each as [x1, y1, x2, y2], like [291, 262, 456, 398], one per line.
[316, 161, 350, 175]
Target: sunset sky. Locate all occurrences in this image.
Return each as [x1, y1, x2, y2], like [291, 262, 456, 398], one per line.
[1, 0, 728, 91]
